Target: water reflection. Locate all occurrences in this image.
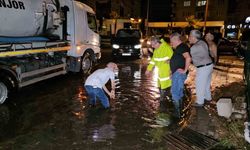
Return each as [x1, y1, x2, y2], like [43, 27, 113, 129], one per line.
[92, 124, 116, 142]
[0, 59, 193, 149]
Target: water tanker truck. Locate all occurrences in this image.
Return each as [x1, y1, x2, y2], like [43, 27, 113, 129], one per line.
[0, 0, 101, 103]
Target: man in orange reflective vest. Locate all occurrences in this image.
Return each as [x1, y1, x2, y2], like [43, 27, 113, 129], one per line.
[145, 36, 173, 111]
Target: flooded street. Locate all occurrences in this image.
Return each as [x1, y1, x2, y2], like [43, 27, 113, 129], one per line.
[0, 50, 189, 149]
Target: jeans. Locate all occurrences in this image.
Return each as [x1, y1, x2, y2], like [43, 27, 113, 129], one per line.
[84, 85, 110, 108]
[171, 71, 187, 102]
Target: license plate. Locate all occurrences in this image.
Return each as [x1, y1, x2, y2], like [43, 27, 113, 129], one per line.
[122, 53, 131, 56]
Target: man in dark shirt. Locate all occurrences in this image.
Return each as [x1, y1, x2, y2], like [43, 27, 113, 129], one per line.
[170, 33, 192, 118]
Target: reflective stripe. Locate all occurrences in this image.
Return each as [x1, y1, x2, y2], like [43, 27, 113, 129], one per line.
[149, 61, 155, 65]
[154, 57, 169, 61]
[158, 77, 170, 81]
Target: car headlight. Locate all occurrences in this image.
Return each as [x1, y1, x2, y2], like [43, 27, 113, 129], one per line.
[134, 44, 142, 49]
[112, 44, 120, 49]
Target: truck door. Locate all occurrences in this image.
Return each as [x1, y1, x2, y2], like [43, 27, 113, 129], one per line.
[86, 12, 99, 47]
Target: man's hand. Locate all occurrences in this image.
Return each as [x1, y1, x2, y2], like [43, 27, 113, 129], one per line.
[177, 68, 186, 74]
[109, 90, 115, 99]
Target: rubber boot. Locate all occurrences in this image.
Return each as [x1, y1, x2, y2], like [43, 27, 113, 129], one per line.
[159, 89, 167, 102]
[173, 100, 181, 118]
[160, 100, 169, 112]
[159, 89, 168, 112]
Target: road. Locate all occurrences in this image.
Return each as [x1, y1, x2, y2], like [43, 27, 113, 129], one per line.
[0, 47, 178, 149]
[0, 47, 237, 149]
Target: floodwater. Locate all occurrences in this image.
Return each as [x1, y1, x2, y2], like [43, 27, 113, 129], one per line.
[0, 57, 192, 150]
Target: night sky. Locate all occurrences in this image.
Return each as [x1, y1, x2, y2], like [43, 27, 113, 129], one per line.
[147, 0, 172, 22]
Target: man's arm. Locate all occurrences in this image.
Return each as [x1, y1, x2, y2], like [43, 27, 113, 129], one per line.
[178, 52, 191, 73]
[102, 85, 110, 95]
[103, 79, 115, 99]
[111, 80, 115, 91]
[103, 84, 115, 99]
[110, 80, 115, 99]
[210, 44, 217, 64]
[146, 51, 156, 76]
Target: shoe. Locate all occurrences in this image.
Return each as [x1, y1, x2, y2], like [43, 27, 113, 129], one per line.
[192, 103, 203, 107]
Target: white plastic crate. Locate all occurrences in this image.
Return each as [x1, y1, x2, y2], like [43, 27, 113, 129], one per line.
[216, 98, 232, 118]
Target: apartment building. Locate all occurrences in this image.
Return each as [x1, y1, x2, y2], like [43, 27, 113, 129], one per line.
[172, 0, 250, 38]
[173, 0, 227, 22]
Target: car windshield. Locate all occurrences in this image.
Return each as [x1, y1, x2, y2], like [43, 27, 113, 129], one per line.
[116, 29, 141, 38]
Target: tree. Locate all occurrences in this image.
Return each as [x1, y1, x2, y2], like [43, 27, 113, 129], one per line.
[184, 15, 201, 34]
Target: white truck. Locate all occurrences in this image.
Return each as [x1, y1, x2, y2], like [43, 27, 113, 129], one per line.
[0, 0, 101, 104]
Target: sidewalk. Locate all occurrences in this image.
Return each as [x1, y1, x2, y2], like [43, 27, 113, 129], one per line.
[184, 56, 246, 147]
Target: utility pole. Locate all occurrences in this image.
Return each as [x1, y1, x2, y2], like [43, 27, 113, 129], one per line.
[203, 0, 209, 35]
[146, 0, 149, 36]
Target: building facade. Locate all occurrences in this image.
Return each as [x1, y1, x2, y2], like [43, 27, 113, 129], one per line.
[226, 0, 250, 38]
[79, 0, 142, 36]
[172, 0, 228, 29]
[80, 0, 141, 19]
[171, 0, 250, 38]
[173, 0, 228, 22]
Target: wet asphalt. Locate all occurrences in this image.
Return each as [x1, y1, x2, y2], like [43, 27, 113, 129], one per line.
[0, 48, 189, 150]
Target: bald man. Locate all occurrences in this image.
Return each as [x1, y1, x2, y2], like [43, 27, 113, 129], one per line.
[170, 33, 191, 118]
[84, 62, 118, 108]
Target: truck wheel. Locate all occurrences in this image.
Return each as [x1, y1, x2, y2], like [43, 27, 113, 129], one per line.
[81, 52, 93, 75]
[0, 81, 8, 104]
[0, 74, 16, 104]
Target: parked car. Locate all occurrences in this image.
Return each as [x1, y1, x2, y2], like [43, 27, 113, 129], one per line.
[217, 38, 238, 55]
[216, 37, 245, 59]
[111, 28, 142, 58]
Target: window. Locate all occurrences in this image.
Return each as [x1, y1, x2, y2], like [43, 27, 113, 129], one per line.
[87, 12, 97, 32]
[184, 1, 191, 7]
[197, 0, 206, 6]
[116, 29, 141, 38]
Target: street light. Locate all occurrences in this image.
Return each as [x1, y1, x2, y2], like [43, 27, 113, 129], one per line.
[146, 0, 149, 36]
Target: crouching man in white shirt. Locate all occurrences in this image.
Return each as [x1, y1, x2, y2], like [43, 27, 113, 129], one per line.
[84, 62, 118, 109]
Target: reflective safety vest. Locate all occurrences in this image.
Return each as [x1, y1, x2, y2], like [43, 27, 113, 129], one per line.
[147, 39, 173, 89]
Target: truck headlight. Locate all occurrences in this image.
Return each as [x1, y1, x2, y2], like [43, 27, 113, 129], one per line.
[134, 44, 142, 49]
[112, 44, 120, 49]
